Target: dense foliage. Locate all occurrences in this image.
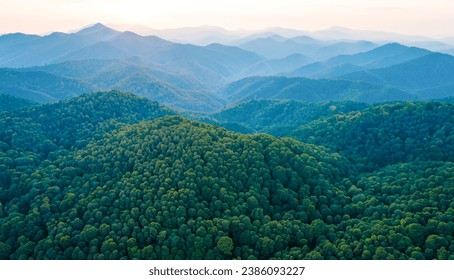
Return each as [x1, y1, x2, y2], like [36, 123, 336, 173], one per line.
[293, 102, 454, 170]
[0, 94, 37, 112]
[0, 91, 452, 260]
[210, 99, 369, 137]
[0, 90, 175, 153]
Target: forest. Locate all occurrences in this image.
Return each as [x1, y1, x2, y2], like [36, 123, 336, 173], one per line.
[0, 90, 452, 259]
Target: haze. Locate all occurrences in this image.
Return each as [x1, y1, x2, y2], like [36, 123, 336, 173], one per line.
[1, 0, 454, 37]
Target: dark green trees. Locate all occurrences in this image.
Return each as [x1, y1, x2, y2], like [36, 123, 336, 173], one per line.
[0, 91, 452, 259]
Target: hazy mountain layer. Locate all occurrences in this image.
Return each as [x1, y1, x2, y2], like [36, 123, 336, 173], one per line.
[219, 76, 416, 104]
[286, 43, 431, 78]
[341, 53, 454, 98]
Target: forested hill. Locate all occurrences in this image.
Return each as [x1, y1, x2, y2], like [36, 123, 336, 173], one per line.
[0, 90, 175, 153]
[293, 102, 454, 170]
[0, 91, 453, 260]
[0, 94, 37, 112]
[210, 99, 370, 136]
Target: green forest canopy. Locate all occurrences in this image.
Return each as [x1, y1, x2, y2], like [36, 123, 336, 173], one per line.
[0, 91, 452, 260]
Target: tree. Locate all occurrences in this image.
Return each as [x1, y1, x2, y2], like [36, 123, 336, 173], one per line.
[216, 236, 234, 256]
[0, 242, 12, 259]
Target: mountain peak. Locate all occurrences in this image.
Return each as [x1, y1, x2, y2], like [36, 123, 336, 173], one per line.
[382, 42, 405, 48]
[369, 43, 408, 53]
[76, 23, 117, 35]
[74, 23, 121, 41]
[371, 43, 431, 56]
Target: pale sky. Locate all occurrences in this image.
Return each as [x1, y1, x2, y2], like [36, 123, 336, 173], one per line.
[1, 0, 454, 37]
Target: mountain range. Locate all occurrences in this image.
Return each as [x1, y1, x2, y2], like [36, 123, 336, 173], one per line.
[286, 43, 431, 78]
[341, 53, 454, 98]
[1, 23, 454, 111]
[0, 23, 263, 88]
[237, 35, 378, 60]
[0, 22, 453, 261]
[218, 76, 416, 104]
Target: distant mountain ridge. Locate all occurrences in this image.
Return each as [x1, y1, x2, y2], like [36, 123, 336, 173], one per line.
[0, 68, 98, 102]
[219, 76, 416, 104]
[0, 60, 226, 112]
[341, 52, 454, 98]
[286, 43, 432, 78]
[237, 35, 377, 60]
[0, 23, 263, 90]
[2, 23, 454, 111]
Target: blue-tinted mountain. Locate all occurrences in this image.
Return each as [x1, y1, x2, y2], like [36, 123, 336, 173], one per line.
[240, 54, 313, 77]
[145, 43, 263, 88]
[219, 76, 416, 104]
[341, 53, 454, 98]
[312, 40, 378, 60]
[0, 32, 40, 46]
[2, 62, 225, 112]
[238, 35, 376, 60]
[91, 70, 225, 112]
[74, 23, 121, 41]
[441, 48, 454, 56]
[32, 59, 206, 91]
[0, 24, 121, 67]
[0, 24, 263, 89]
[0, 33, 40, 66]
[416, 83, 454, 100]
[238, 36, 309, 59]
[287, 43, 431, 78]
[327, 43, 431, 68]
[285, 62, 364, 79]
[56, 31, 172, 62]
[0, 68, 98, 102]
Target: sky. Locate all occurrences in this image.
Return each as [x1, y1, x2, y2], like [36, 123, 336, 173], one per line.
[1, 0, 454, 37]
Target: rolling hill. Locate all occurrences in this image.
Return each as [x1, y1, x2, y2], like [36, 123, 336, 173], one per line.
[0, 90, 176, 151]
[0, 68, 98, 102]
[0, 92, 452, 260]
[341, 52, 454, 98]
[218, 76, 416, 104]
[210, 99, 369, 136]
[0, 94, 37, 112]
[2, 59, 227, 112]
[293, 101, 454, 169]
[0, 21, 454, 262]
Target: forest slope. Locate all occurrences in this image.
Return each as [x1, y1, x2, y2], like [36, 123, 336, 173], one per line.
[293, 102, 454, 170]
[210, 99, 369, 136]
[0, 91, 452, 260]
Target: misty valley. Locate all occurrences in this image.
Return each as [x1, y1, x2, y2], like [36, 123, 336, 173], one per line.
[0, 24, 453, 260]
